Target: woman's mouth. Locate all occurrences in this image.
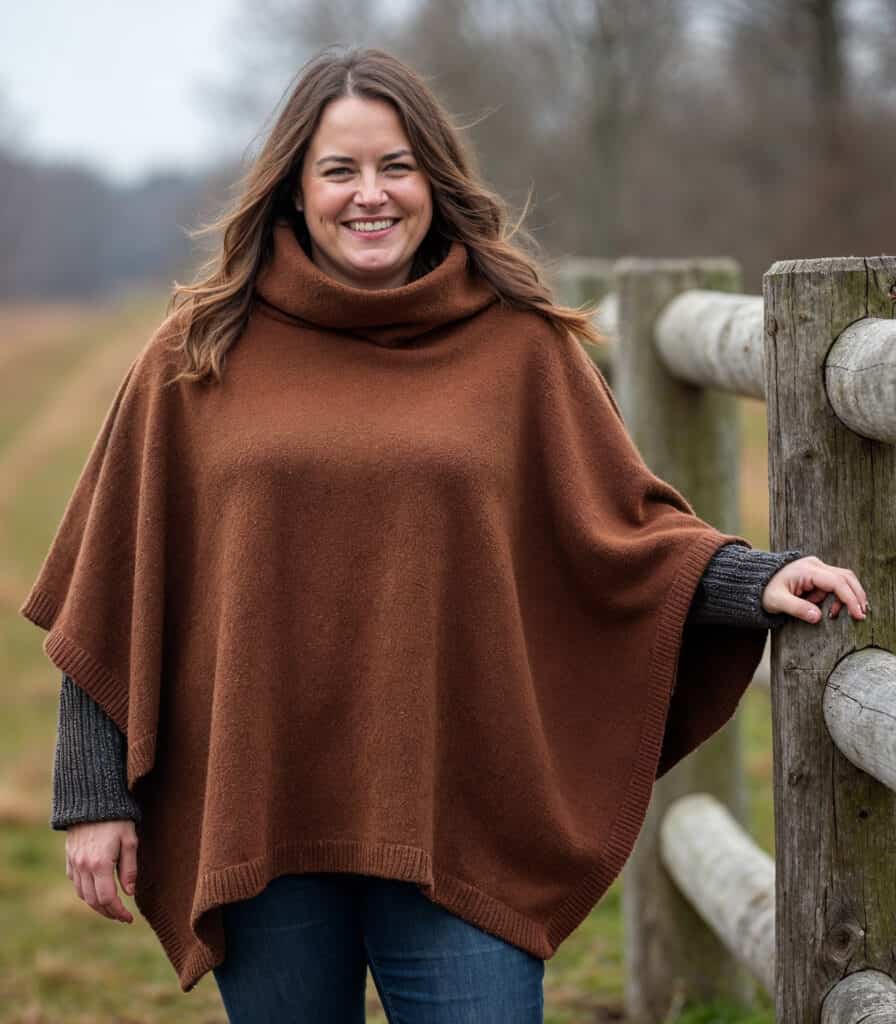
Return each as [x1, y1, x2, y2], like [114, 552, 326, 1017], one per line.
[343, 218, 400, 239]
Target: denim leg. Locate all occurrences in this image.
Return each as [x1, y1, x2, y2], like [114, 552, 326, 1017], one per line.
[361, 877, 545, 1024]
[212, 871, 367, 1023]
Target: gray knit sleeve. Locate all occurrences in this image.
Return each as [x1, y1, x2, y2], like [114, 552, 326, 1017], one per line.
[686, 542, 804, 629]
[50, 673, 142, 831]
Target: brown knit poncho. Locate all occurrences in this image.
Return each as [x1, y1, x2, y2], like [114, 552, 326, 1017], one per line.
[20, 221, 767, 992]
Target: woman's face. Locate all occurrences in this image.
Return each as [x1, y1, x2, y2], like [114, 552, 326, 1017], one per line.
[296, 95, 434, 290]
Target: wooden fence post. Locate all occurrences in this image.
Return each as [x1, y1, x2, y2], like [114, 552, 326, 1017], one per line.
[551, 258, 616, 376]
[764, 257, 896, 1022]
[615, 258, 759, 1022]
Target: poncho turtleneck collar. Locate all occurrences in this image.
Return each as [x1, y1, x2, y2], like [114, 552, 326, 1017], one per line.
[253, 220, 499, 347]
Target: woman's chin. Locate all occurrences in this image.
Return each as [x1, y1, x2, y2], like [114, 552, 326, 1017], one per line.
[311, 238, 415, 287]
[342, 252, 408, 280]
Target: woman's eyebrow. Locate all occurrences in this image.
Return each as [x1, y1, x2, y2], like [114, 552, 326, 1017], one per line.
[315, 149, 414, 167]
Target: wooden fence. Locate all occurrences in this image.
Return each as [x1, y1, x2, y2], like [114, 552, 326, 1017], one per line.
[553, 256, 896, 1024]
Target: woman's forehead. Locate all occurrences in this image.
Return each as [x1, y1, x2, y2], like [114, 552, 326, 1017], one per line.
[310, 96, 410, 152]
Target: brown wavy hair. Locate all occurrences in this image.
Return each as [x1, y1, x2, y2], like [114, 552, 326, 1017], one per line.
[165, 44, 603, 386]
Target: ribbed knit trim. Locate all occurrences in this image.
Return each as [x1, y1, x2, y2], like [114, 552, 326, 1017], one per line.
[544, 532, 747, 948]
[19, 587, 157, 789]
[134, 839, 553, 993]
[690, 542, 803, 628]
[20, 588, 128, 726]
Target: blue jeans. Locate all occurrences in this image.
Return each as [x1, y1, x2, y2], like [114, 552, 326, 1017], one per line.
[212, 871, 545, 1023]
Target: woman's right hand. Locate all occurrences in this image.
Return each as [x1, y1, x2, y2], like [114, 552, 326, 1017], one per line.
[65, 819, 138, 923]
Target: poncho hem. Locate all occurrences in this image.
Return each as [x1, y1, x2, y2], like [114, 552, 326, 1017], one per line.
[546, 530, 751, 943]
[135, 839, 560, 993]
[19, 587, 157, 788]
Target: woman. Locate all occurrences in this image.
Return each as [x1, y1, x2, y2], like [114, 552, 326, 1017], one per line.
[25, 46, 868, 1023]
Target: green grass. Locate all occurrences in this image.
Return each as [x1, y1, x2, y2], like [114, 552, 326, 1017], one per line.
[672, 1002, 773, 1024]
[0, 300, 778, 1023]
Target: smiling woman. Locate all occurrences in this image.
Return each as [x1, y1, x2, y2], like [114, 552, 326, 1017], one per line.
[141, 44, 604, 388]
[295, 96, 434, 289]
[23, 40, 867, 1024]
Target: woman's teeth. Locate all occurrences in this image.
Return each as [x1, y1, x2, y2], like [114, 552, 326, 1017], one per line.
[346, 219, 397, 233]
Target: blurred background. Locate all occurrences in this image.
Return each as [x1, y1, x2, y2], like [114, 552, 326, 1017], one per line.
[2, 0, 895, 301]
[1, 2, 893, 1022]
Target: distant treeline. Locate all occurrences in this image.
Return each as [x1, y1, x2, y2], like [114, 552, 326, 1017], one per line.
[0, 150, 230, 301]
[3, 0, 895, 301]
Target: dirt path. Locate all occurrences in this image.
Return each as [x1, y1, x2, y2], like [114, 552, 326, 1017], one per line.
[0, 302, 104, 374]
[0, 310, 158, 612]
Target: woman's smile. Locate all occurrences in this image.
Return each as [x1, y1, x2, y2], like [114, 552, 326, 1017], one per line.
[342, 217, 402, 239]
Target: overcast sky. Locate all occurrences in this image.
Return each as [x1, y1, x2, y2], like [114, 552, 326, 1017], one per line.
[3, 0, 250, 185]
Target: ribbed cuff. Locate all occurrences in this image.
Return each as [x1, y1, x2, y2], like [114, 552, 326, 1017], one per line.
[50, 673, 143, 831]
[686, 542, 804, 629]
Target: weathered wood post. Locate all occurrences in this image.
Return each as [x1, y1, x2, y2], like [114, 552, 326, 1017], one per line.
[616, 259, 759, 1022]
[764, 256, 896, 1022]
[551, 258, 616, 377]
[552, 257, 615, 308]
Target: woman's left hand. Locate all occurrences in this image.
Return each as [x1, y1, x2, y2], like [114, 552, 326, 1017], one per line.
[761, 555, 869, 624]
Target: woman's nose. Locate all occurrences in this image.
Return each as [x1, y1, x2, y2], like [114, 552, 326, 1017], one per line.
[354, 176, 387, 206]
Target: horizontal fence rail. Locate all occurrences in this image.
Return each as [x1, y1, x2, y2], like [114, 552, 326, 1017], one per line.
[654, 291, 766, 398]
[595, 290, 619, 345]
[589, 291, 896, 425]
[659, 794, 775, 997]
[825, 317, 896, 443]
[820, 970, 896, 1023]
[823, 648, 896, 791]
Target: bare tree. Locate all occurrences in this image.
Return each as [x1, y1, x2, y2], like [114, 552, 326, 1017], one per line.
[198, 0, 394, 156]
[9, 0, 892, 300]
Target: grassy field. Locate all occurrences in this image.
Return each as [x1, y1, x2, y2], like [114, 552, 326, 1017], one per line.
[0, 295, 778, 1023]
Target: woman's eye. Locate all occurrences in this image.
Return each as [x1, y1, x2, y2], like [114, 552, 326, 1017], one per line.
[324, 163, 414, 177]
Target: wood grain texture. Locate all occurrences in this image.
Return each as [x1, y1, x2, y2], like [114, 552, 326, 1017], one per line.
[764, 256, 896, 1024]
[825, 317, 896, 443]
[820, 968, 896, 1022]
[823, 648, 896, 792]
